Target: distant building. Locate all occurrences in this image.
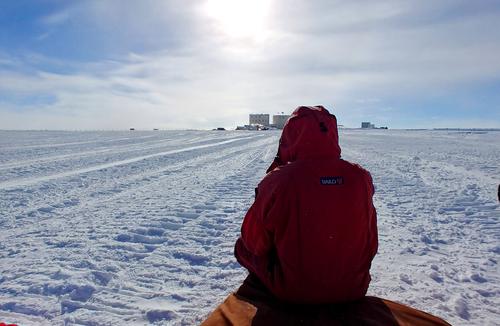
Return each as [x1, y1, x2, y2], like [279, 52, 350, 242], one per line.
[361, 122, 375, 129]
[272, 114, 290, 129]
[249, 114, 270, 126]
[244, 112, 289, 130]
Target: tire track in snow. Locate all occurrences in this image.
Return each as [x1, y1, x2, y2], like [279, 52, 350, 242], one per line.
[0, 136, 182, 170]
[0, 135, 273, 232]
[0, 135, 258, 190]
[0, 132, 278, 325]
[0, 134, 157, 151]
[0, 132, 239, 170]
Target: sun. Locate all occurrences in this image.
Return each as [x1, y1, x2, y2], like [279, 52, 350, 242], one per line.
[204, 0, 271, 40]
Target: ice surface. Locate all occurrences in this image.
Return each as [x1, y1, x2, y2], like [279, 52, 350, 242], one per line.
[0, 129, 499, 325]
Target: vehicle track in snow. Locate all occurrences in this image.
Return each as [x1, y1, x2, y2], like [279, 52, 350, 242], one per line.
[0, 130, 279, 325]
[0, 132, 257, 183]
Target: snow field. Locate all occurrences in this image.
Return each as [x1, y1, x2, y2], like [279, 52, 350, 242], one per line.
[340, 130, 500, 325]
[0, 131, 276, 325]
[0, 129, 499, 325]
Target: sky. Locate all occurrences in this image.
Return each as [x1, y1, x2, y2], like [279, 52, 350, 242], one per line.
[1, 0, 499, 130]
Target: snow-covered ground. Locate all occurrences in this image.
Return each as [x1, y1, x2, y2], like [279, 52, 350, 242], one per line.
[0, 129, 498, 325]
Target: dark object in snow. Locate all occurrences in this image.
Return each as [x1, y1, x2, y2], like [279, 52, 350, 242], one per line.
[201, 274, 451, 325]
[129, 128, 135, 131]
[497, 184, 499, 202]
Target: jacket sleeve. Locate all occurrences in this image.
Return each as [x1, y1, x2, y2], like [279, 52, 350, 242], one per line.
[234, 177, 276, 280]
[366, 172, 378, 259]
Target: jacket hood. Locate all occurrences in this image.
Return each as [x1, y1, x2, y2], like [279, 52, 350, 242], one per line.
[267, 105, 341, 173]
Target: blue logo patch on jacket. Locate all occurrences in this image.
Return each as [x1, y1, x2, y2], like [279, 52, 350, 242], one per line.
[320, 176, 344, 185]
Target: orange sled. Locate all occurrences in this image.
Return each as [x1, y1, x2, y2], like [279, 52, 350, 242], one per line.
[202, 275, 451, 326]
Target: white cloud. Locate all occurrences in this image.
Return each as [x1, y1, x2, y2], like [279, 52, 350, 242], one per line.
[0, 48, 258, 129]
[39, 10, 71, 26]
[1, 0, 500, 129]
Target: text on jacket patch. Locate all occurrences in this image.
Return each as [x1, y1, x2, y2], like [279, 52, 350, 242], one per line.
[320, 176, 344, 185]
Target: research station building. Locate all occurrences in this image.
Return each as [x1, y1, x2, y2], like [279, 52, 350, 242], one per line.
[272, 114, 290, 129]
[361, 122, 375, 129]
[249, 114, 270, 126]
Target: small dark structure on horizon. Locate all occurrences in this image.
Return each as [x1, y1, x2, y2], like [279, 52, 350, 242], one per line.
[361, 122, 388, 129]
[361, 122, 375, 129]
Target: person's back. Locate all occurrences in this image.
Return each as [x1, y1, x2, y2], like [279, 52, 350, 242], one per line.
[235, 105, 378, 304]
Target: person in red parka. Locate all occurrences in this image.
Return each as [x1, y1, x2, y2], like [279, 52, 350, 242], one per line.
[235, 105, 378, 304]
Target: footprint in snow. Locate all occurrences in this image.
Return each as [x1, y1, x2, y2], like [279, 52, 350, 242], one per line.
[429, 271, 444, 283]
[173, 251, 210, 266]
[115, 233, 166, 245]
[399, 274, 413, 285]
[133, 227, 165, 237]
[176, 211, 200, 219]
[146, 309, 176, 323]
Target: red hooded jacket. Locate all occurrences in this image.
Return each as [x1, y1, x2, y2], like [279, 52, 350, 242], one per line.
[235, 106, 378, 304]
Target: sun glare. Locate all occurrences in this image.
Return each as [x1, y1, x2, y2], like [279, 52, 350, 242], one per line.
[204, 0, 271, 40]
